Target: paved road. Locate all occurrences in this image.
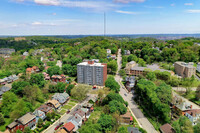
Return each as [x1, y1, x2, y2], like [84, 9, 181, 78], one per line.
[115, 49, 157, 133]
[172, 87, 197, 92]
[43, 104, 80, 133]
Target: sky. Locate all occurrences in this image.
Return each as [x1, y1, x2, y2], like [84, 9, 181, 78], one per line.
[1, 0, 200, 35]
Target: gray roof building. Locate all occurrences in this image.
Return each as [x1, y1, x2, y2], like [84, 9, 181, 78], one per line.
[52, 92, 69, 104]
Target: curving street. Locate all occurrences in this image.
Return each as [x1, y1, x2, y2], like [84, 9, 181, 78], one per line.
[115, 49, 157, 133]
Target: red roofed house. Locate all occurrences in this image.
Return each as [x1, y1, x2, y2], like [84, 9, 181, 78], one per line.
[62, 122, 75, 133]
[160, 123, 175, 133]
[26, 68, 33, 75]
[51, 74, 66, 83]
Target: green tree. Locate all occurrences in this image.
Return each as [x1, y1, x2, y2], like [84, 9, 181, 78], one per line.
[62, 64, 77, 77]
[146, 72, 156, 81]
[66, 84, 75, 95]
[12, 81, 30, 97]
[194, 123, 200, 133]
[23, 127, 32, 133]
[16, 130, 23, 133]
[105, 76, 120, 93]
[109, 100, 127, 115]
[37, 118, 43, 128]
[0, 113, 5, 126]
[118, 127, 128, 133]
[98, 114, 116, 132]
[1, 92, 18, 117]
[119, 69, 126, 77]
[47, 66, 61, 77]
[107, 60, 117, 74]
[138, 58, 146, 67]
[30, 73, 45, 88]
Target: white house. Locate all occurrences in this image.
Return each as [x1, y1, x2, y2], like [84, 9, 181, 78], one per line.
[197, 63, 200, 73]
[106, 49, 111, 54]
[185, 109, 200, 126]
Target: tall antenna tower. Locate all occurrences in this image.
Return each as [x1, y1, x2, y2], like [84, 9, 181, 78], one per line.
[104, 12, 106, 36]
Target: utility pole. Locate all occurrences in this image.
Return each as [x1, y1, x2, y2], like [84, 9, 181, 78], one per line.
[104, 12, 106, 36]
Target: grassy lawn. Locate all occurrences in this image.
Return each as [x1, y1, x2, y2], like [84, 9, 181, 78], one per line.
[60, 109, 66, 115]
[62, 105, 73, 110]
[0, 118, 12, 132]
[67, 102, 76, 106]
[69, 100, 78, 103]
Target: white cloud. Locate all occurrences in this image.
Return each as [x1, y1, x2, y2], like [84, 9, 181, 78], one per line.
[115, 10, 139, 14]
[31, 21, 56, 26]
[113, 0, 145, 3]
[171, 3, 175, 7]
[33, 0, 118, 11]
[186, 10, 200, 13]
[184, 3, 193, 6]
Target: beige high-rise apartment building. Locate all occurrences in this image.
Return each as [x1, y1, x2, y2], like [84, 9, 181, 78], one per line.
[174, 62, 196, 78]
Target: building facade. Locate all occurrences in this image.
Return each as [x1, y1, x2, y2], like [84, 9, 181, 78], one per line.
[174, 62, 196, 78]
[77, 61, 107, 86]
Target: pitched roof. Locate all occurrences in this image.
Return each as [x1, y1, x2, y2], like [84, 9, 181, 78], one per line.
[37, 104, 52, 113]
[127, 127, 141, 133]
[7, 121, 18, 129]
[18, 113, 36, 125]
[185, 109, 200, 117]
[47, 99, 61, 108]
[26, 68, 32, 72]
[0, 84, 12, 92]
[72, 113, 82, 123]
[52, 92, 69, 104]
[57, 129, 67, 133]
[160, 123, 175, 133]
[74, 108, 85, 117]
[63, 122, 75, 132]
[33, 110, 45, 117]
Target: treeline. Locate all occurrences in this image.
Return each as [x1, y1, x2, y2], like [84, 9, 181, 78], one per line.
[135, 79, 172, 124]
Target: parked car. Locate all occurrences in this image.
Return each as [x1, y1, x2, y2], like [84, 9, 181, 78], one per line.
[66, 110, 70, 114]
[54, 122, 64, 130]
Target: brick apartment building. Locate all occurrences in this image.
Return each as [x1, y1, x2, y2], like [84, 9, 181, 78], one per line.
[77, 60, 107, 86]
[174, 62, 196, 78]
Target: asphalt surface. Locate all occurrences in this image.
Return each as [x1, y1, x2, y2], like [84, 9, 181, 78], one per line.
[115, 49, 157, 133]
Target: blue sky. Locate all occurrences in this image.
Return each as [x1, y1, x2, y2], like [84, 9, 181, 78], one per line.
[1, 0, 200, 35]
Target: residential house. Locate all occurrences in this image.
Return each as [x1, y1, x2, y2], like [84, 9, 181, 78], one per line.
[32, 66, 40, 73]
[82, 103, 94, 112]
[57, 129, 67, 133]
[185, 109, 200, 126]
[125, 76, 135, 92]
[62, 122, 75, 133]
[160, 123, 175, 133]
[173, 101, 192, 116]
[49, 58, 54, 61]
[23, 52, 29, 56]
[56, 60, 63, 68]
[33, 110, 46, 123]
[26, 68, 33, 75]
[68, 113, 82, 130]
[125, 61, 136, 74]
[0, 84, 12, 97]
[88, 94, 98, 104]
[52, 92, 70, 105]
[47, 100, 61, 110]
[124, 50, 131, 55]
[111, 54, 116, 60]
[37, 104, 53, 114]
[0, 75, 18, 85]
[74, 108, 86, 119]
[106, 49, 111, 54]
[120, 111, 132, 124]
[0, 48, 15, 55]
[43, 72, 50, 80]
[127, 127, 141, 133]
[197, 63, 200, 73]
[7, 113, 36, 133]
[80, 108, 90, 119]
[51, 74, 66, 83]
